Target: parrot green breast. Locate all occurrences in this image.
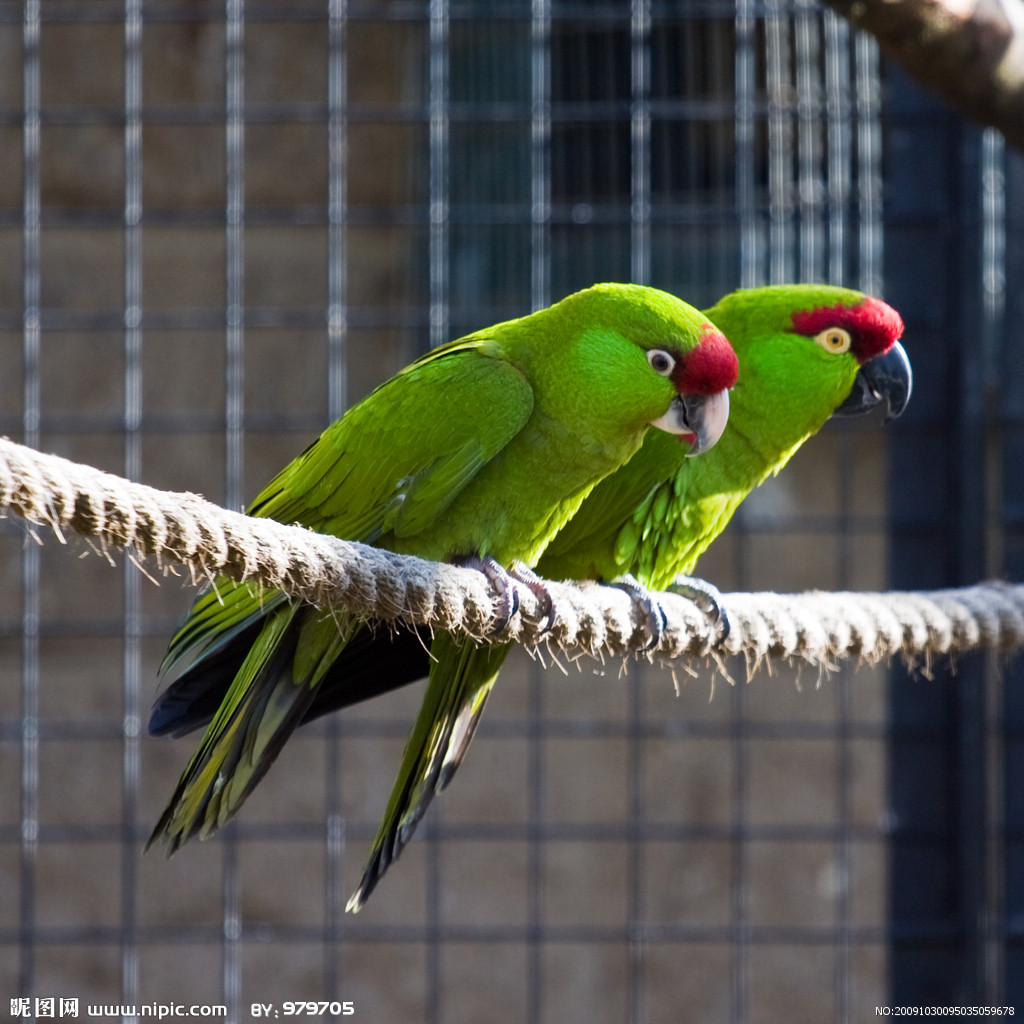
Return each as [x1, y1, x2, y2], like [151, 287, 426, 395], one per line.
[536, 426, 753, 589]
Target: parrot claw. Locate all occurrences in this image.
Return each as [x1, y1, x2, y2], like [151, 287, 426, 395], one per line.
[507, 560, 556, 635]
[667, 575, 730, 647]
[457, 556, 555, 636]
[457, 555, 521, 633]
[609, 574, 667, 653]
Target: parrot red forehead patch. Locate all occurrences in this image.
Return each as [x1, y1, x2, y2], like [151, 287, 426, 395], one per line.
[791, 298, 904, 363]
[672, 326, 739, 395]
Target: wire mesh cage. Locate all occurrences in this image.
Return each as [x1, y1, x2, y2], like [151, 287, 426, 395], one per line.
[0, 0, 1018, 1019]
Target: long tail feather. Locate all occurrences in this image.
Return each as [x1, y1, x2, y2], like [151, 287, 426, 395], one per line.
[148, 604, 353, 852]
[150, 622, 433, 738]
[346, 633, 512, 912]
[148, 619, 266, 738]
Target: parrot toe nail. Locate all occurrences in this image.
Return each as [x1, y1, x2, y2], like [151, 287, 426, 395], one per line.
[610, 574, 666, 652]
[456, 555, 521, 633]
[668, 575, 730, 647]
[458, 556, 556, 635]
[495, 583, 521, 633]
[714, 608, 731, 647]
[508, 560, 557, 635]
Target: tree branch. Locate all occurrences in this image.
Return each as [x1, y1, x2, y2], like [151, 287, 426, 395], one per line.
[824, 0, 1024, 151]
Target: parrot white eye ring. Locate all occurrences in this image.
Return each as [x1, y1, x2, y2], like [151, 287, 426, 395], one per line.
[646, 349, 676, 376]
[814, 327, 852, 354]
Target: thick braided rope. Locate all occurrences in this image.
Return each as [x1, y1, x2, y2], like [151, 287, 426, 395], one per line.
[1, 435, 1020, 670]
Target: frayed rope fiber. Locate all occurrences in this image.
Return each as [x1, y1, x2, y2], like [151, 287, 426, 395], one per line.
[1, 435, 1021, 671]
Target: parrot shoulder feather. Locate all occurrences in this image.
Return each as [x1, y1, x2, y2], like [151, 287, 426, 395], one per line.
[247, 344, 535, 544]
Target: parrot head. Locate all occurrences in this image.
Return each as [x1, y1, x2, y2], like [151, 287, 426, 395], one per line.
[706, 284, 911, 435]
[533, 283, 738, 458]
[790, 296, 911, 421]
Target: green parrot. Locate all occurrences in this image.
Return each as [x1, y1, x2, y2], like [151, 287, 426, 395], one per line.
[147, 283, 738, 876]
[150, 283, 909, 912]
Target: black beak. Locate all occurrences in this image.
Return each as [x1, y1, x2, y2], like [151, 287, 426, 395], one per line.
[834, 340, 912, 422]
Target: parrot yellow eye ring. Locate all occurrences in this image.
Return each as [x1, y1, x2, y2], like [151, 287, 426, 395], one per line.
[814, 327, 852, 354]
[646, 349, 676, 376]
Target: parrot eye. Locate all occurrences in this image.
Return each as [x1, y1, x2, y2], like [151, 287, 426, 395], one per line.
[814, 327, 852, 354]
[646, 349, 676, 376]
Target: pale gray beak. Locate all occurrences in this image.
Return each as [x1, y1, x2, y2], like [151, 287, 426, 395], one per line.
[650, 388, 730, 457]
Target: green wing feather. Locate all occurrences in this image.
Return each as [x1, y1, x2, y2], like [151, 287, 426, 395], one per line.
[248, 340, 534, 541]
[346, 632, 513, 912]
[160, 581, 288, 679]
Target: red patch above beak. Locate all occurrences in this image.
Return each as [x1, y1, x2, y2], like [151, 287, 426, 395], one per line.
[791, 298, 904, 363]
[672, 327, 739, 395]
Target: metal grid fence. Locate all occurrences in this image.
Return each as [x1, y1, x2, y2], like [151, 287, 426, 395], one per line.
[0, 0, 1009, 1020]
